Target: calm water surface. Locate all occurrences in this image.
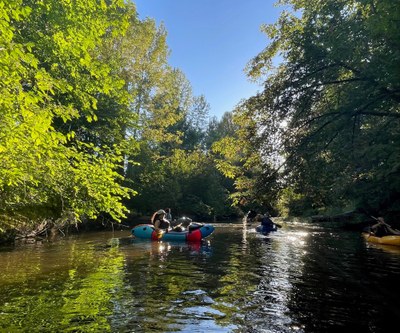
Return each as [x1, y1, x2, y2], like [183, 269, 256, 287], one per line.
[1, 220, 400, 332]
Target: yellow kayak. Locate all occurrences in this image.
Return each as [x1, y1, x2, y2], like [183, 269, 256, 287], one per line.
[362, 233, 400, 246]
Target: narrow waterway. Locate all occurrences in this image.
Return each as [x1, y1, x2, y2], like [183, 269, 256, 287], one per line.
[0, 220, 399, 332]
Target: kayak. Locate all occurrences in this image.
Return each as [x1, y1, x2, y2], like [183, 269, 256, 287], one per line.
[362, 233, 400, 246]
[256, 224, 278, 235]
[132, 223, 215, 241]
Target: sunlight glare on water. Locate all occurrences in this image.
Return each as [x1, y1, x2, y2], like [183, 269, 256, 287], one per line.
[244, 227, 310, 333]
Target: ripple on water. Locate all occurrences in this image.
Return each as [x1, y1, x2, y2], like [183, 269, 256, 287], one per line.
[1, 225, 400, 332]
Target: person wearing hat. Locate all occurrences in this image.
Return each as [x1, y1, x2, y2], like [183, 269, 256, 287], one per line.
[151, 209, 171, 232]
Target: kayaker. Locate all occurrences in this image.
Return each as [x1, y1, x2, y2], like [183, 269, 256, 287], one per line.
[151, 209, 171, 232]
[165, 208, 172, 221]
[173, 216, 193, 231]
[370, 217, 400, 237]
[261, 212, 275, 233]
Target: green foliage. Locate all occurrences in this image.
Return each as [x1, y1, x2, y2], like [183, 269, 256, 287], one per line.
[0, 0, 137, 229]
[120, 48, 238, 220]
[210, 103, 281, 213]
[0, 0, 248, 232]
[212, 136, 243, 179]
[128, 142, 235, 220]
[240, 0, 400, 216]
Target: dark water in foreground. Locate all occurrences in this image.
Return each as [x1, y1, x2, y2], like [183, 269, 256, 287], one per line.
[1, 221, 400, 332]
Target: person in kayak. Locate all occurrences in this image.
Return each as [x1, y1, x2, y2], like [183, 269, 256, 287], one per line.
[165, 208, 172, 221]
[260, 212, 276, 233]
[151, 209, 171, 232]
[370, 217, 400, 237]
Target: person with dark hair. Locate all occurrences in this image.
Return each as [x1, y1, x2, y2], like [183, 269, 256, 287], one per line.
[260, 212, 276, 233]
[255, 212, 276, 234]
[151, 209, 170, 232]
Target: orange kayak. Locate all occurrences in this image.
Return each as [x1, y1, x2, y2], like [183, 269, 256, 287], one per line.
[362, 233, 400, 246]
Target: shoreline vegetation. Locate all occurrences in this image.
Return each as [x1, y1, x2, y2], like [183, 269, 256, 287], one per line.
[0, 212, 238, 244]
[0, 209, 387, 245]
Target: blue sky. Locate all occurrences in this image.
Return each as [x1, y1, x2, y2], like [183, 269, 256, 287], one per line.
[134, 0, 282, 119]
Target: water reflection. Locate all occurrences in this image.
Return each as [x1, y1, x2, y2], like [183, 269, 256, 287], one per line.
[0, 223, 400, 332]
[0, 236, 126, 332]
[119, 235, 233, 332]
[127, 238, 213, 257]
[245, 228, 310, 332]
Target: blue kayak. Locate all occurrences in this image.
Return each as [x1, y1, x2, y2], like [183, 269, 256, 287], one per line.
[256, 224, 278, 235]
[132, 223, 215, 241]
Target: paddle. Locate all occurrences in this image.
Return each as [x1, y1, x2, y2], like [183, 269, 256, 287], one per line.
[363, 216, 378, 237]
[368, 216, 400, 236]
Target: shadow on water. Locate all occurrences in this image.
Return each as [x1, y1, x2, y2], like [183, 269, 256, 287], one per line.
[0, 221, 400, 332]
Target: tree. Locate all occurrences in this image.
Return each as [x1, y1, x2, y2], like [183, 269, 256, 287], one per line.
[241, 0, 400, 217]
[211, 107, 280, 213]
[0, 0, 136, 231]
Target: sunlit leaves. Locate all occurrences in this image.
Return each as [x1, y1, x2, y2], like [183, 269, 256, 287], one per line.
[0, 0, 137, 227]
[212, 137, 243, 179]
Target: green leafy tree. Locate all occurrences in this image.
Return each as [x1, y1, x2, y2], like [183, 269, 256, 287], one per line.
[211, 107, 279, 213]
[125, 70, 237, 219]
[124, 68, 193, 215]
[241, 0, 400, 217]
[0, 0, 136, 232]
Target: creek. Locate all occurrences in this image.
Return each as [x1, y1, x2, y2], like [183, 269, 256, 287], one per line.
[1, 220, 399, 332]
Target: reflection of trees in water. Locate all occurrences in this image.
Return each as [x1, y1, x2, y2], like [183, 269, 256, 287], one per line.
[122, 231, 263, 332]
[0, 239, 126, 332]
[122, 239, 217, 332]
[0, 227, 309, 332]
[2, 226, 400, 332]
[186, 226, 264, 329]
